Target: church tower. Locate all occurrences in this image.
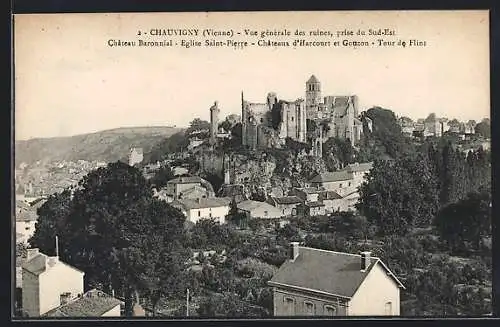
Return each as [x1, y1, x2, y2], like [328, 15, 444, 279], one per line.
[305, 75, 322, 108]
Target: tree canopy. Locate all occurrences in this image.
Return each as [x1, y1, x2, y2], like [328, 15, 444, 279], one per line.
[29, 161, 188, 315]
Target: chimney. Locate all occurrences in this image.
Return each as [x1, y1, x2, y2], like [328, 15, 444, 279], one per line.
[48, 256, 59, 267]
[26, 248, 39, 261]
[290, 242, 300, 261]
[360, 251, 371, 271]
[60, 292, 72, 305]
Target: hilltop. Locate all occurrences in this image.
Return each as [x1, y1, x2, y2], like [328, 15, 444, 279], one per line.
[15, 126, 183, 167]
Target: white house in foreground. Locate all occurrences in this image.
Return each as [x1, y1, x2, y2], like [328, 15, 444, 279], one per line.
[22, 248, 122, 317]
[268, 243, 405, 316]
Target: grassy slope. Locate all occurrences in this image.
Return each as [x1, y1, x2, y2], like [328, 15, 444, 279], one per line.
[15, 126, 183, 166]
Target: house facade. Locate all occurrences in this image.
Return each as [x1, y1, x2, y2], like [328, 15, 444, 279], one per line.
[237, 200, 284, 220]
[171, 197, 231, 224]
[22, 249, 85, 317]
[164, 176, 215, 201]
[268, 243, 405, 317]
[267, 196, 302, 217]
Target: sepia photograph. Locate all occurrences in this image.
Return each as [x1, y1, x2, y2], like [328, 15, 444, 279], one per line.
[12, 10, 492, 318]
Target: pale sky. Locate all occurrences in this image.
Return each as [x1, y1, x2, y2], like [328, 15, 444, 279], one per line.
[14, 11, 489, 140]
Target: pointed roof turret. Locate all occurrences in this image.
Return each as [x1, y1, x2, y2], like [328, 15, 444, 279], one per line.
[307, 75, 320, 84]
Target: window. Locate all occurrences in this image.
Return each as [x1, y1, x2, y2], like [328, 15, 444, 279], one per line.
[264, 210, 268, 216]
[198, 210, 201, 217]
[339, 183, 343, 188]
[348, 182, 351, 187]
[291, 116, 294, 122]
[260, 118, 264, 123]
[25, 227, 30, 230]
[209, 213, 212, 218]
[284, 297, 295, 315]
[324, 305, 337, 316]
[292, 208, 297, 216]
[385, 302, 392, 315]
[304, 301, 315, 316]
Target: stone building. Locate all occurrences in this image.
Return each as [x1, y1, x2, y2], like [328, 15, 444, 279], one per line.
[240, 75, 364, 154]
[209, 101, 220, 146]
[241, 91, 307, 150]
[306, 75, 363, 147]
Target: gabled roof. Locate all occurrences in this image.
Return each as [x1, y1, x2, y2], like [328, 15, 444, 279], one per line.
[305, 201, 325, 208]
[309, 171, 353, 183]
[167, 176, 202, 184]
[319, 190, 343, 200]
[181, 185, 208, 198]
[44, 289, 123, 317]
[341, 162, 373, 173]
[172, 197, 231, 210]
[272, 196, 303, 205]
[237, 200, 277, 212]
[268, 247, 405, 299]
[22, 252, 84, 276]
[296, 187, 326, 194]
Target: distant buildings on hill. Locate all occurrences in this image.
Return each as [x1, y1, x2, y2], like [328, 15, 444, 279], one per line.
[398, 115, 482, 140]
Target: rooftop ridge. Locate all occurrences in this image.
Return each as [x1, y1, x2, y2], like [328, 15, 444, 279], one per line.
[298, 246, 379, 260]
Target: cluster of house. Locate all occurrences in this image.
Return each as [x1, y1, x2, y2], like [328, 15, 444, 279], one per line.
[19, 242, 404, 318]
[16, 243, 404, 318]
[153, 162, 372, 225]
[399, 115, 477, 139]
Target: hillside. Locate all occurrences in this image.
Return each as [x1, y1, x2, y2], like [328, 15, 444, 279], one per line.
[15, 126, 183, 166]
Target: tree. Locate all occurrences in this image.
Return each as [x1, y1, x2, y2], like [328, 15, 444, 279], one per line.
[357, 156, 439, 236]
[150, 165, 174, 188]
[197, 293, 268, 317]
[474, 121, 491, 138]
[186, 118, 211, 135]
[425, 113, 437, 122]
[146, 131, 189, 163]
[435, 191, 491, 254]
[359, 107, 413, 159]
[29, 162, 188, 314]
[322, 137, 356, 169]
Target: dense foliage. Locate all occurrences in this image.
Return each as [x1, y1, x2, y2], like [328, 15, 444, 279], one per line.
[358, 141, 490, 236]
[29, 162, 189, 315]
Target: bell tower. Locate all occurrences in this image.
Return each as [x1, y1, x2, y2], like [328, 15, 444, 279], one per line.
[305, 75, 322, 107]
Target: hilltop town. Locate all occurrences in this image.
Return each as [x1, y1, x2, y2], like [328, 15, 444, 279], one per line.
[15, 75, 491, 318]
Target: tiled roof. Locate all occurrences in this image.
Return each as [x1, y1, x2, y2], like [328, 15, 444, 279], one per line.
[297, 187, 325, 194]
[309, 171, 353, 183]
[305, 201, 325, 207]
[237, 200, 283, 218]
[172, 197, 231, 210]
[167, 176, 202, 184]
[268, 247, 405, 298]
[319, 191, 343, 200]
[341, 162, 373, 173]
[22, 252, 84, 276]
[237, 200, 276, 212]
[272, 196, 303, 205]
[44, 289, 123, 317]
